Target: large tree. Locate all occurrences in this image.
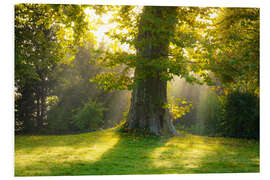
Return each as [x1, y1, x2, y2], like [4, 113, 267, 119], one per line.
[126, 7, 179, 135]
[92, 6, 213, 135]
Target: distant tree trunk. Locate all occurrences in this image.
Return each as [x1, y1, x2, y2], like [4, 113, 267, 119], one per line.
[40, 92, 46, 126]
[126, 6, 181, 136]
[35, 78, 47, 131]
[36, 93, 42, 129]
[18, 86, 35, 133]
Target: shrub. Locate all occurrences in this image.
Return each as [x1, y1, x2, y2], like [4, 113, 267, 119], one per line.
[71, 100, 105, 131]
[220, 90, 259, 139]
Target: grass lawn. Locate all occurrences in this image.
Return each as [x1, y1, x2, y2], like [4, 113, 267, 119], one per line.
[15, 129, 259, 176]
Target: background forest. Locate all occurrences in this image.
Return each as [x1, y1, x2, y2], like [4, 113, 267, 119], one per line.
[15, 4, 259, 139]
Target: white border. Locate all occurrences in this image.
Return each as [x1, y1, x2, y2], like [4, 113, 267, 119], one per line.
[13, 0, 261, 7]
[2, 0, 270, 180]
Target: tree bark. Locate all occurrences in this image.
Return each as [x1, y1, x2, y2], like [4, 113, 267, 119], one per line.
[126, 6, 182, 136]
[36, 94, 41, 129]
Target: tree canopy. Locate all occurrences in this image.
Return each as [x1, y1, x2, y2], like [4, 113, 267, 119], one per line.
[91, 6, 259, 94]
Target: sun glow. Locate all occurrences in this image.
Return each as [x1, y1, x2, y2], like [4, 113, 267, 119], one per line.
[84, 7, 135, 53]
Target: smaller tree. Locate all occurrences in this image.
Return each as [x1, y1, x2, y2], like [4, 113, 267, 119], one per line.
[15, 4, 91, 133]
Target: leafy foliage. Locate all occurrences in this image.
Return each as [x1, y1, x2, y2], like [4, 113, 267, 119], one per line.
[45, 45, 104, 134]
[90, 6, 217, 91]
[91, 71, 134, 90]
[164, 97, 193, 120]
[220, 90, 259, 139]
[45, 44, 129, 134]
[90, 7, 259, 99]
[72, 100, 105, 131]
[201, 8, 259, 94]
[15, 4, 91, 133]
[182, 89, 259, 140]
[15, 4, 90, 87]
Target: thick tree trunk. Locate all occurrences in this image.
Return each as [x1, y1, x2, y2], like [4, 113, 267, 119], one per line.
[126, 6, 181, 136]
[127, 72, 180, 136]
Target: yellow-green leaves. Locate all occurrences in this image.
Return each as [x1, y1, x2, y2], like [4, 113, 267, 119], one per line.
[90, 71, 134, 91]
[164, 97, 193, 120]
[204, 8, 259, 93]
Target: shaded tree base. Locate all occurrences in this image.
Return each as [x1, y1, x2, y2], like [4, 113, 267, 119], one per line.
[118, 118, 185, 137]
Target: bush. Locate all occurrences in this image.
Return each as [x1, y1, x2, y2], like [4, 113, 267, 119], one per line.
[71, 100, 105, 131]
[220, 90, 259, 139]
[46, 99, 106, 134]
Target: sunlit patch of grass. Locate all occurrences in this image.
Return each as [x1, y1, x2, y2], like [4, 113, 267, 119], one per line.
[151, 134, 259, 173]
[15, 130, 259, 176]
[151, 135, 217, 170]
[15, 130, 120, 176]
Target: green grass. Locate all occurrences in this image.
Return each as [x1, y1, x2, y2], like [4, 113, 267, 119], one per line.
[15, 129, 259, 176]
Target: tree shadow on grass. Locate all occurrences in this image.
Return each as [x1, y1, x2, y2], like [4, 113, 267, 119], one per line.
[15, 131, 171, 176]
[47, 132, 170, 175]
[15, 132, 260, 176]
